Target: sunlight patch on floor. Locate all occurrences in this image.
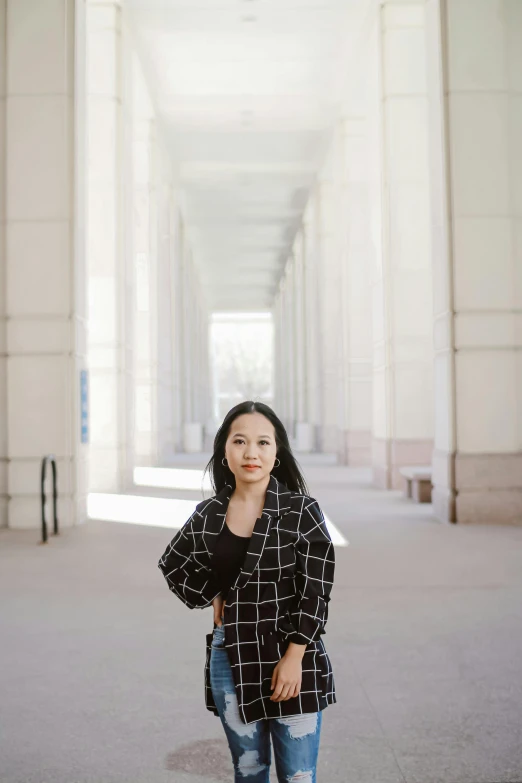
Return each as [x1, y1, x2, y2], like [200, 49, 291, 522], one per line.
[87, 493, 199, 529]
[134, 466, 212, 491]
[88, 483, 348, 545]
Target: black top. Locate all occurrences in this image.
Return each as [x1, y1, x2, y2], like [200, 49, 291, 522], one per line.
[211, 521, 251, 600]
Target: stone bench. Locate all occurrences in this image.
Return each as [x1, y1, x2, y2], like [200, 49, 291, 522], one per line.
[399, 466, 433, 503]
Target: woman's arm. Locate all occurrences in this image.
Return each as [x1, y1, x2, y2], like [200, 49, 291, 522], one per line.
[270, 497, 335, 702]
[158, 509, 222, 610]
[286, 497, 335, 645]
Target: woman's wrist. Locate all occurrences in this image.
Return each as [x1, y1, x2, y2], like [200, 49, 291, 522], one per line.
[284, 641, 307, 660]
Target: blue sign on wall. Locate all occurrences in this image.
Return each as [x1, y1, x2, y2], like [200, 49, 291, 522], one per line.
[80, 369, 89, 444]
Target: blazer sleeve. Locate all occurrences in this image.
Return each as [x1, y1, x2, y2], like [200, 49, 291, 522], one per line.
[157, 508, 222, 610]
[287, 497, 335, 645]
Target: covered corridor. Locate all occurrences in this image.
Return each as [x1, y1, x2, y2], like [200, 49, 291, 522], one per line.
[1, 1, 522, 781]
[1, 0, 522, 529]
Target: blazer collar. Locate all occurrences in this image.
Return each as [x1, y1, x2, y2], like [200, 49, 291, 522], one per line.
[202, 473, 292, 592]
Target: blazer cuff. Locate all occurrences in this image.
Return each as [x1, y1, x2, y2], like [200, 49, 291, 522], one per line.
[285, 631, 314, 646]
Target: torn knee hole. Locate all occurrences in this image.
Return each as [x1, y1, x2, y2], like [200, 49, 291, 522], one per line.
[236, 749, 266, 777]
[287, 772, 313, 783]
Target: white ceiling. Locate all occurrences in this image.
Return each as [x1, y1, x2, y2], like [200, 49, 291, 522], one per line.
[126, 0, 363, 311]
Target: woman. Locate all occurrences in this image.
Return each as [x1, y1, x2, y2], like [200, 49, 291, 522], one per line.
[158, 401, 336, 783]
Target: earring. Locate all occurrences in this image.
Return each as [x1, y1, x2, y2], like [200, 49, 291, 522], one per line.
[222, 457, 228, 467]
[274, 458, 280, 468]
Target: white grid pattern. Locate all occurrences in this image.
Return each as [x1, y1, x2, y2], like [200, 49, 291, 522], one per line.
[158, 473, 336, 724]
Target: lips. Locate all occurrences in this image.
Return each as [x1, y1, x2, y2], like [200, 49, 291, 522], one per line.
[243, 465, 260, 469]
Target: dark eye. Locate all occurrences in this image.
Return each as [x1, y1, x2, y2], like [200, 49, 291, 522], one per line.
[260, 440, 269, 446]
[233, 438, 244, 444]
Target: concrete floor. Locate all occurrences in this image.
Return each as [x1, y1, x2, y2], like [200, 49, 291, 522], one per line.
[1, 467, 522, 783]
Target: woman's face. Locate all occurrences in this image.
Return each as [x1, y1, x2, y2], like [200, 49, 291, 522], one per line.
[224, 412, 278, 485]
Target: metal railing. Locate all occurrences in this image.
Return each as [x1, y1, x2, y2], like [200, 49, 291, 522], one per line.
[40, 455, 58, 544]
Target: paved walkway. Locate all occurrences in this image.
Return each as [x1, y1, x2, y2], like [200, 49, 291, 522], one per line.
[1, 467, 522, 783]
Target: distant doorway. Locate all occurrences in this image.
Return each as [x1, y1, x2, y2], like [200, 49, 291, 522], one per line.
[210, 312, 274, 421]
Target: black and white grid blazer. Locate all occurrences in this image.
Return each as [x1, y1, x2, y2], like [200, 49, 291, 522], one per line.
[157, 472, 337, 725]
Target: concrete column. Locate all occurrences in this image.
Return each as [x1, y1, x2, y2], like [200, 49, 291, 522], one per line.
[285, 259, 296, 437]
[171, 208, 184, 452]
[372, 0, 434, 488]
[180, 239, 207, 453]
[273, 285, 284, 420]
[278, 272, 290, 428]
[5, 0, 88, 527]
[198, 293, 210, 437]
[302, 199, 321, 450]
[182, 243, 195, 432]
[192, 280, 208, 429]
[277, 275, 286, 424]
[340, 117, 373, 466]
[0, 1, 6, 526]
[317, 170, 344, 455]
[120, 18, 136, 489]
[293, 230, 313, 451]
[156, 179, 175, 463]
[426, 0, 522, 524]
[86, 0, 132, 491]
[133, 111, 159, 466]
[293, 235, 305, 423]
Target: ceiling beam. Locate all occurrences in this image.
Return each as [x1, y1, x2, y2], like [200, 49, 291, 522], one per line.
[180, 161, 316, 182]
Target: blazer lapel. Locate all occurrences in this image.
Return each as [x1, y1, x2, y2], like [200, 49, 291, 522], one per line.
[199, 473, 292, 592]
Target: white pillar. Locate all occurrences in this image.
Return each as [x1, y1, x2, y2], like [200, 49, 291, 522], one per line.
[171, 208, 184, 453]
[0, 0, 7, 527]
[5, 0, 88, 527]
[317, 171, 344, 455]
[133, 111, 158, 466]
[302, 199, 321, 450]
[273, 285, 284, 421]
[293, 230, 313, 452]
[372, 0, 434, 488]
[426, 0, 522, 524]
[277, 273, 289, 428]
[293, 235, 305, 423]
[179, 237, 208, 453]
[87, 0, 132, 491]
[340, 117, 373, 465]
[156, 179, 176, 463]
[285, 259, 296, 437]
[180, 241, 194, 436]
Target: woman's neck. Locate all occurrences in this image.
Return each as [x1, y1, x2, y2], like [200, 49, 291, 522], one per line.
[231, 474, 270, 505]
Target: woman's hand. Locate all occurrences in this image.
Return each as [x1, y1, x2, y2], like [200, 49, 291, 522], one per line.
[270, 648, 303, 701]
[212, 595, 226, 626]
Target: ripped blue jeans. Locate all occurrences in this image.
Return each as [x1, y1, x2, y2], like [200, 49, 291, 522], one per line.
[210, 620, 322, 783]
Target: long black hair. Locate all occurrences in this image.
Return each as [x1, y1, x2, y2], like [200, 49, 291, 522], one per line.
[204, 401, 309, 496]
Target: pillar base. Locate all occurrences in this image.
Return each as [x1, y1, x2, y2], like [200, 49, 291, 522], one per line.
[295, 422, 313, 452]
[343, 430, 372, 467]
[183, 422, 203, 453]
[457, 490, 522, 526]
[372, 437, 433, 490]
[0, 458, 7, 528]
[433, 450, 522, 525]
[8, 495, 86, 530]
[319, 424, 339, 454]
[431, 487, 456, 523]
